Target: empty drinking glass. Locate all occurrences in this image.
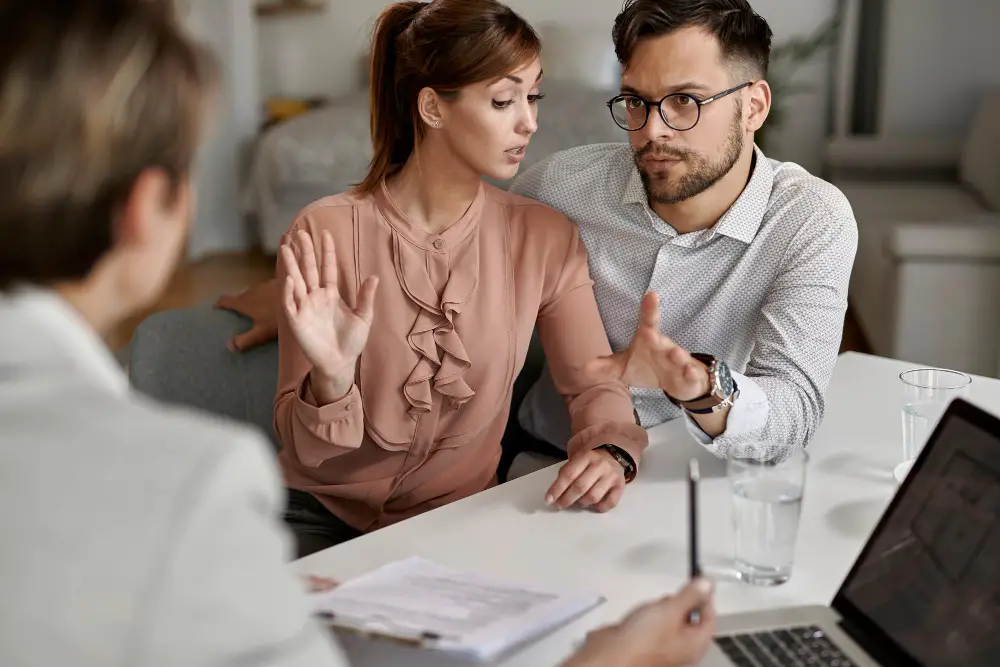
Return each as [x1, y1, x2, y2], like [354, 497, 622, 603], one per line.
[728, 446, 808, 586]
[896, 368, 971, 482]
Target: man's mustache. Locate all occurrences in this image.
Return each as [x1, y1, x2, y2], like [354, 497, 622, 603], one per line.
[634, 142, 692, 161]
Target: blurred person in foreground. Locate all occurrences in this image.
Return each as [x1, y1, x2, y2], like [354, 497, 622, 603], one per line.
[0, 1, 715, 666]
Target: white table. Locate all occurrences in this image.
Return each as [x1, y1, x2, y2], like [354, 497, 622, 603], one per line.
[293, 353, 1000, 666]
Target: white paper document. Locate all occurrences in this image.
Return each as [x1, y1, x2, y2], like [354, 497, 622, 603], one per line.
[310, 557, 605, 662]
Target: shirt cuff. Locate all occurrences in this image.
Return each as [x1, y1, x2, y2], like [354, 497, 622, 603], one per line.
[297, 378, 361, 425]
[682, 371, 769, 449]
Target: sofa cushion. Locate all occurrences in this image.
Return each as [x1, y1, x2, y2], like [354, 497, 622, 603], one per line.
[890, 215, 1000, 260]
[837, 181, 990, 356]
[960, 91, 1000, 211]
[837, 181, 985, 224]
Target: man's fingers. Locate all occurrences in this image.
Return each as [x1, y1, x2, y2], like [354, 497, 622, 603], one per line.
[683, 363, 703, 382]
[354, 276, 380, 324]
[545, 456, 591, 506]
[639, 291, 660, 330]
[229, 326, 273, 353]
[214, 293, 239, 312]
[668, 344, 692, 366]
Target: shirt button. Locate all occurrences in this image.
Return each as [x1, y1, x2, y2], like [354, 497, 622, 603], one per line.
[344, 401, 355, 410]
[432, 239, 445, 250]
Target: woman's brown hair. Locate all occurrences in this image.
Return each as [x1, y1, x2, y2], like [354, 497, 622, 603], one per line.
[357, 0, 541, 195]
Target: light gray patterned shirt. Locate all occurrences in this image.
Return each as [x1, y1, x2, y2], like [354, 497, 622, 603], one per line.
[512, 143, 858, 458]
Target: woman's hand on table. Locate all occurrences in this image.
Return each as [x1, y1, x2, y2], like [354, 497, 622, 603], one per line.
[280, 229, 379, 405]
[545, 448, 627, 513]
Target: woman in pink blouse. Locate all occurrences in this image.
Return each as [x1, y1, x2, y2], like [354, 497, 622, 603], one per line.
[274, 0, 647, 557]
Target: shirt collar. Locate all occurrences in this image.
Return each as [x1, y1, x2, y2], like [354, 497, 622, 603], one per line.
[714, 147, 773, 244]
[622, 155, 647, 206]
[0, 286, 129, 396]
[622, 145, 774, 245]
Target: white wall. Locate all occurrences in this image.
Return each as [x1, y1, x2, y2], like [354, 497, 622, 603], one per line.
[880, 0, 1000, 137]
[184, 0, 261, 259]
[257, 0, 839, 173]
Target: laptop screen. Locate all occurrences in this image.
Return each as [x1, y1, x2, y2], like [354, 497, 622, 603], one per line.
[834, 399, 1000, 666]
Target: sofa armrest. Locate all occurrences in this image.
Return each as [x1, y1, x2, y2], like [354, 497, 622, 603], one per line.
[890, 215, 1000, 260]
[826, 136, 964, 172]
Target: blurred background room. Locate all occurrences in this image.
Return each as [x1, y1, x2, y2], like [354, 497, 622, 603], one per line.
[123, 0, 1000, 381]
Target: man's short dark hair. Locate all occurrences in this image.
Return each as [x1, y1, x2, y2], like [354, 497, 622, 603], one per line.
[613, 0, 773, 80]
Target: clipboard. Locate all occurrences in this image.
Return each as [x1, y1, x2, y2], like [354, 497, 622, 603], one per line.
[315, 609, 452, 648]
[309, 557, 605, 662]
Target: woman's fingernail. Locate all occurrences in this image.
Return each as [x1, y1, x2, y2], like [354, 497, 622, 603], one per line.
[545, 495, 553, 505]
[695, 578, 714, 595]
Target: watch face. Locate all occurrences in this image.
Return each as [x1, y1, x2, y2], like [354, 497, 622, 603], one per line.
[715, 361, 734, 397]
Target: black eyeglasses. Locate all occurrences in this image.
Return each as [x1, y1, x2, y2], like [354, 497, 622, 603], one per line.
[607, 81, 754, 132]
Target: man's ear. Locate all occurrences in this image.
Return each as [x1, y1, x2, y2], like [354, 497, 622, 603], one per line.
[115, 167, 174, 247]
[416, 87, 444, 130]
[746, 79, 771, 134]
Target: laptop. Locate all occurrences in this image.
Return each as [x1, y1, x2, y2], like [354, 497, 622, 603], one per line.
[702, 397, 1000, 667]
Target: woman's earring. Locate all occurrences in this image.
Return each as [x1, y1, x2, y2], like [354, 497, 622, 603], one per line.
[431, 120, 442, 129]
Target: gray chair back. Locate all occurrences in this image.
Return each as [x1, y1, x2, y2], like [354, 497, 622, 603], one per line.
[127, 307, 280, 450]
[128, 306, 548, 457]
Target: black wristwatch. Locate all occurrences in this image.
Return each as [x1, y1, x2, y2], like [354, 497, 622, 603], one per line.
[666, 353, 739, 415]
[596, 444, 637, 483]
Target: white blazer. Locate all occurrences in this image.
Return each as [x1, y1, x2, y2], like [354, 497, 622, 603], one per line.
[0, 288, 349, 667]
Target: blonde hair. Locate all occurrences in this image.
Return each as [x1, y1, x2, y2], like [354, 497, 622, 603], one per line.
[0, 0, 218, 288]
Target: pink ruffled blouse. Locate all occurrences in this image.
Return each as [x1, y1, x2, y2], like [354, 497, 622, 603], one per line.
[274, 181, 647, 532]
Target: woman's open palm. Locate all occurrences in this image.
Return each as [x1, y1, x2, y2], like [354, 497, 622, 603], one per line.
[281, 229, 379, 380]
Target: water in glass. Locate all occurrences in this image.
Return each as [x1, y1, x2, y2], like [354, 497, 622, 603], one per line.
[728, 446, 808, 586]
[732, 477, 804, 585]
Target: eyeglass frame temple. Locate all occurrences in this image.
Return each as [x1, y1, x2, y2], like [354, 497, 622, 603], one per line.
[606, 81, 756, 131]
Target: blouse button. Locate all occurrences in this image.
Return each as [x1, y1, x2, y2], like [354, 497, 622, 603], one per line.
[432, 238, 445, 250]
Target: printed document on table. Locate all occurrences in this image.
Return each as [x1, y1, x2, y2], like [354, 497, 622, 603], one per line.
[310, 557, 605, 662]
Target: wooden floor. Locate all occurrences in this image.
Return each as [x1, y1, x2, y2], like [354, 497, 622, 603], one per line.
[111, 251, 872, 355]
[108, 249, 274, 350]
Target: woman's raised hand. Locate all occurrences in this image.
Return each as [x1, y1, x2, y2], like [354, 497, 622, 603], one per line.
[280, 229, 379, 402]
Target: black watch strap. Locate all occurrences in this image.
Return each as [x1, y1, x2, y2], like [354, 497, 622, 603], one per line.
[597, 444, 637, 483]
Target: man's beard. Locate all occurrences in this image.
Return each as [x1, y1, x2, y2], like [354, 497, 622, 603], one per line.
[634, 109, 745, 206]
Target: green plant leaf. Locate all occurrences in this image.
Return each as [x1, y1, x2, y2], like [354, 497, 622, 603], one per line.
[763, 11, 842, 133]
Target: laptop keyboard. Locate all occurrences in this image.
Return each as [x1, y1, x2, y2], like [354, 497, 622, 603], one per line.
[716, 626, 858, 667]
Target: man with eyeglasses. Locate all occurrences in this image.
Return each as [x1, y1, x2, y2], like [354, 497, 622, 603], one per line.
[219, 0, 858, 483]
[508, 0, 858, 480]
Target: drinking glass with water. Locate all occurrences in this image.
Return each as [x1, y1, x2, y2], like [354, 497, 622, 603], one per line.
[728, 446, 808, 586]
[896, 368, 971, 482]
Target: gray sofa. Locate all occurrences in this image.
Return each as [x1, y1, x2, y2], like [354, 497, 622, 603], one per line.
[128, 306, 552, 480]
